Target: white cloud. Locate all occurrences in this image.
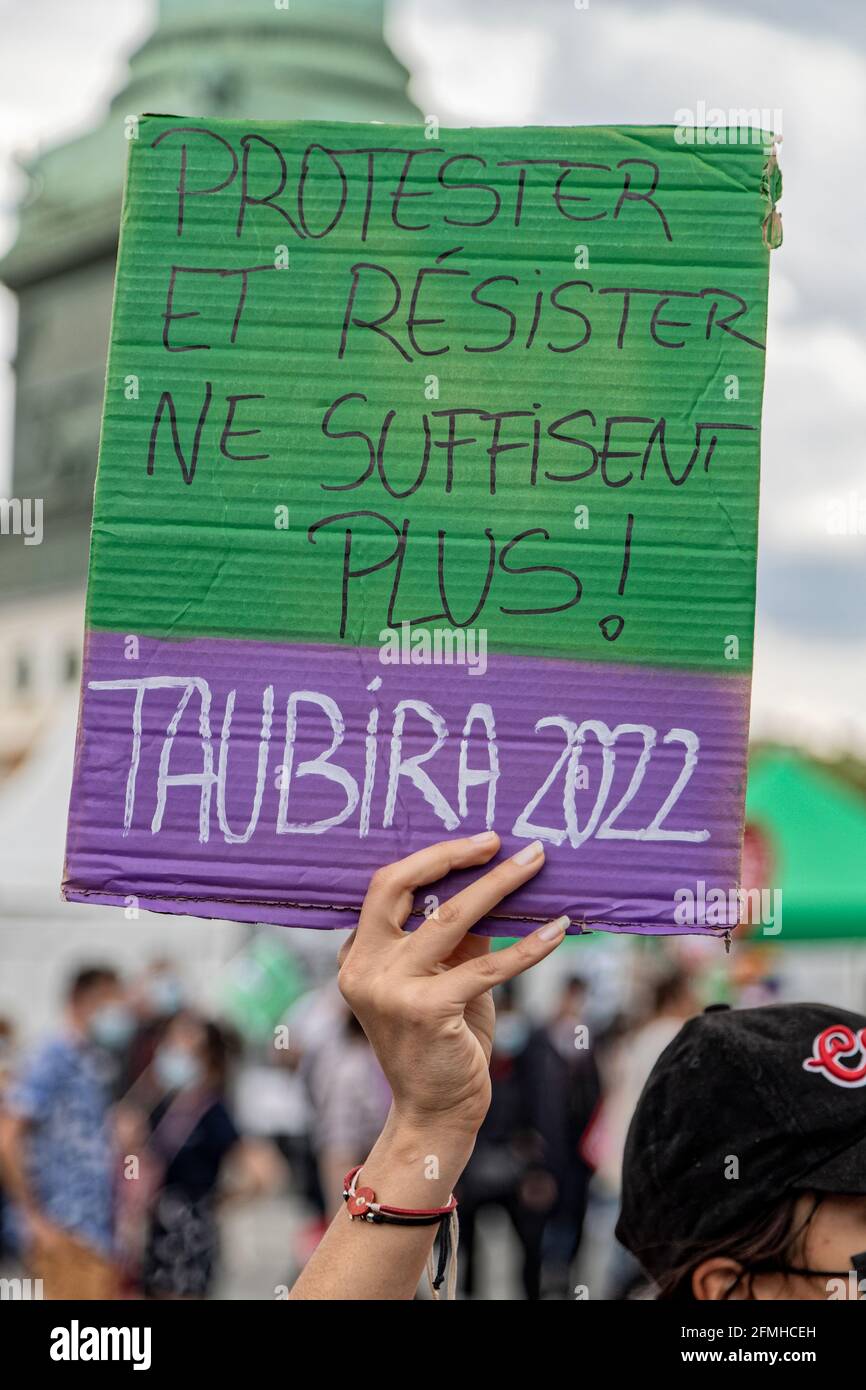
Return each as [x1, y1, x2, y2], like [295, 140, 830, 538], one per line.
[0, 0, 862, 742]
[391, 0, 866, 745]
[751, 619, 866, 753]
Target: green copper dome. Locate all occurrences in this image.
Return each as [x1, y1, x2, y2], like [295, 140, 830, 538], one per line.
[1, 0, 419, 285]
[0, 0, 420, 607]
[132, 0, 419, 124]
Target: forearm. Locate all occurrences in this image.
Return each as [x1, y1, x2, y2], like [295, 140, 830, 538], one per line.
[0, 1117, 40, 1216]
[318, 1147, 362, 1220]
[290, 1110, 475, 1300]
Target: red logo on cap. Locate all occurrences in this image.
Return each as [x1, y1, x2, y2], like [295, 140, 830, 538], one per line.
[803, 1025, 866, 1088]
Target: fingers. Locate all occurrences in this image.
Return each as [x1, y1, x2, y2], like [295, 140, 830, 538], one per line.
[409, 839, 547, 966]
[435, 915, 570, 1003]
[336, 929, 357, 970]
[356, 832, 502, 943]
[378, 831, 502, 894]
[440, 931, 491, 967]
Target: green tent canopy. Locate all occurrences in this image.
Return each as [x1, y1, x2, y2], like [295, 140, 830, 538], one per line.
[745, 748, 866, 941]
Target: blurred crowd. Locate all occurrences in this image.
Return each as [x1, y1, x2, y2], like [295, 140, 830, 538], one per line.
[0, 940, 781, 1300]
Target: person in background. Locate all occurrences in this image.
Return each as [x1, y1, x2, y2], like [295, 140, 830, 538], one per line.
[456, 981, 552, 1300]
[617, 999, 866, 1299]
[289, 837, 866, 1302]
[0, 1016, 18, 1258]
[0, 966, 133, 1298]
[596, 968, 698, 1199]
[307, 1006, 392, 1220]
[276, 981, 350, 1270]
[124, 958, 186, 1092]
[287, 980, 347, 1224]
[0, 1017, 15, 1092]
[267, 1030, 320, 1216]
[525, 975, 601, 1296]
[113, 961, 187, 1284]
[593, 965, 698, 1296]
[141, 1013, 240, 1298]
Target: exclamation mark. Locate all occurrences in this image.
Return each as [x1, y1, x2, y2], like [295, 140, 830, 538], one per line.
[598, 513, 634, 642]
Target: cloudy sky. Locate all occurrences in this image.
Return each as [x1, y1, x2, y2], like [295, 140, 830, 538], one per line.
[1, 0, 864, 751]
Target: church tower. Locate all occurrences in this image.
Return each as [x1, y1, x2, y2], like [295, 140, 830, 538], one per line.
[0, 0, 418, 772]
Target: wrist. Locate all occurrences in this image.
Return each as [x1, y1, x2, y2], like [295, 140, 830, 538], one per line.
[389, 1099, 484, 1147]
[387, 1113, 479, 1171]
[360, 1111, 475, 1208]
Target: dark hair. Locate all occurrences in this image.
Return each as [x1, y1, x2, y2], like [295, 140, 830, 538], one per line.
[199, 1020, 237, 1090]
[66, 966, 118, 1004]
[564, 975, 588, 995]
[654, 1193, 823, 1300]
[652, 969, 691, 1015]
[497, 979, 520, 1009]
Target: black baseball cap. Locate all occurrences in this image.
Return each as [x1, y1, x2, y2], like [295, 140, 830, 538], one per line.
[616, 1002, 866, 1277]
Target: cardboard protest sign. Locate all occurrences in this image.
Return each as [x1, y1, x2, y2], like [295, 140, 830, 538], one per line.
[63, 118, 780, 936]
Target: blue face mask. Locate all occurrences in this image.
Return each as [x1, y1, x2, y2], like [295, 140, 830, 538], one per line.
[89, 1003, 135, 1050]
[494, 1014, 530, 1057]
[147, 976, 184, 1016]
[154, 1044, 203, 1092]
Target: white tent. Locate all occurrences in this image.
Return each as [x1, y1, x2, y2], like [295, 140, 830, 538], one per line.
[0, 696, 246, 1041]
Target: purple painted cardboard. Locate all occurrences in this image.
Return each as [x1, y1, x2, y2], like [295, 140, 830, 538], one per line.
[64, 632, 749, 935]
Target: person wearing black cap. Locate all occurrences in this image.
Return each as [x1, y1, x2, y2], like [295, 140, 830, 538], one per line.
[617, 1000, 866, 1300]
[290, 835, 866, 1301]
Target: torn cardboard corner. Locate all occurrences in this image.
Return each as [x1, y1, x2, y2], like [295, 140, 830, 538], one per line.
[761, 144, 783, 249]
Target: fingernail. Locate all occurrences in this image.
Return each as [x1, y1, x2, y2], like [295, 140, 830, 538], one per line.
[537, 915, 569, 941]
[512, 838, 544, 865]
[470, 830, 498, 844]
